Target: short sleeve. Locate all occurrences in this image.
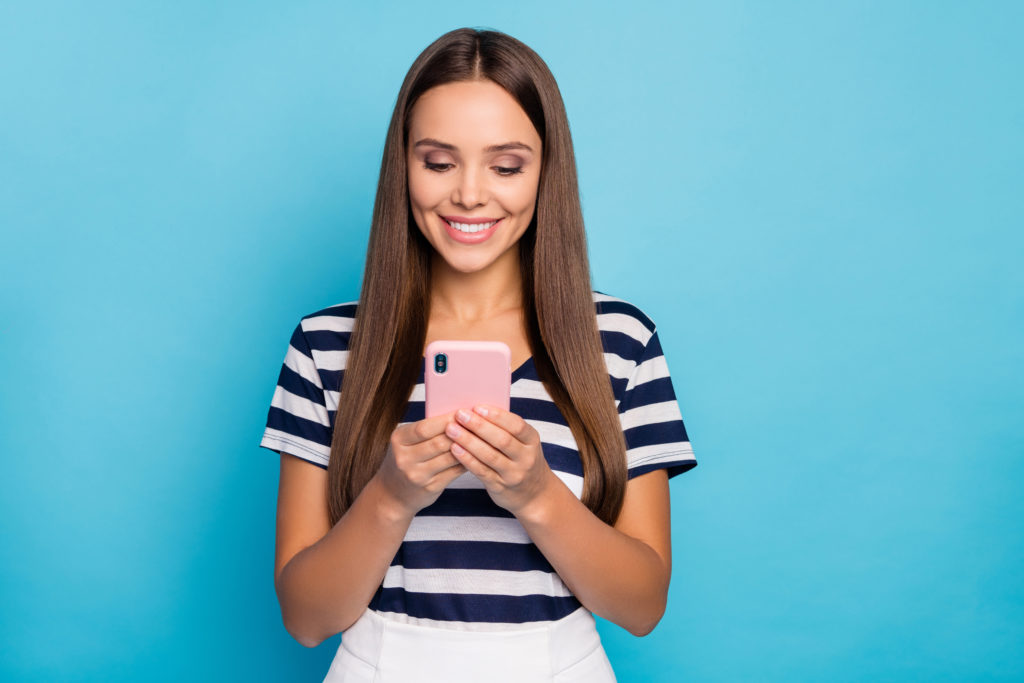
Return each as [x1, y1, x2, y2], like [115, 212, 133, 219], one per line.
[259, 320, 333, 469]
[617, 328, 697, 480]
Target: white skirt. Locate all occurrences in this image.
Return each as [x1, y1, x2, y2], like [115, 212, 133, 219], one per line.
[323, 606, 617, 682]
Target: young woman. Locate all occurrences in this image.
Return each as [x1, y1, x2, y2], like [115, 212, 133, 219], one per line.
[260, 27, 697, 682]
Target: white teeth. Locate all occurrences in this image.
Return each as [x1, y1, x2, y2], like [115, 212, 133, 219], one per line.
[448, 220, 498, 233]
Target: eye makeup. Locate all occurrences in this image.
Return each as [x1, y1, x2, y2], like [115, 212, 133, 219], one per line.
[421, 159, 527, 176]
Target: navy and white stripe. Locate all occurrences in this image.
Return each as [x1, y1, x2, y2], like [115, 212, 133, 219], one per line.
[260, 291, 697, 630]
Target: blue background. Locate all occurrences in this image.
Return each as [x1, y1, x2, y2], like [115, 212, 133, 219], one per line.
[2, 1, 1021, 681]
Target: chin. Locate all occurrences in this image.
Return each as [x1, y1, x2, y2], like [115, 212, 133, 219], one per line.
[429, 235, 520, 275]
[442, 255, 497, 274]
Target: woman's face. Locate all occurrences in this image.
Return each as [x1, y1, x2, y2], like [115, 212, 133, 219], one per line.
[407, 79, 542, 275]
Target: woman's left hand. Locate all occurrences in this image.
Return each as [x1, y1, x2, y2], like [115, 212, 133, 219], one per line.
[445, 405, 557, 517]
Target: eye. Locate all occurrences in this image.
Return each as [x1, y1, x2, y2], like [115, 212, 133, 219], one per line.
[422, 161, 524, 176]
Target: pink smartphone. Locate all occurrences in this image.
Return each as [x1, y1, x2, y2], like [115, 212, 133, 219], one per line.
[424, 340, 512, 418]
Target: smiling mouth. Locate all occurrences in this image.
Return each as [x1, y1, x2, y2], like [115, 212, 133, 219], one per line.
[442, 217, 501, 233]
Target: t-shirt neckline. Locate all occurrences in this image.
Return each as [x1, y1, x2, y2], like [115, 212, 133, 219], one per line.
[510, 356, 533, 384]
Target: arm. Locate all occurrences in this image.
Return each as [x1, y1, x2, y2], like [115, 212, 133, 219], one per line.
[274, 455, 414, 648]
[274, 413, 465, 648]
[445, 407, 672, 637]
[515, 468, 671, 637]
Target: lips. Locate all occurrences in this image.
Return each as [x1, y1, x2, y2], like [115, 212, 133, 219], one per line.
[442, 215, 501, 224]
[446, 219, 498, 234]
[441, 215, 503, 244]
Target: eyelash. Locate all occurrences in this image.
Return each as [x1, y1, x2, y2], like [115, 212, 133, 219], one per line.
[423, 162, 524, 176]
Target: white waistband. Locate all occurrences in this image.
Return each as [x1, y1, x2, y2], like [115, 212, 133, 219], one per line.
[338, 606, 607, 680]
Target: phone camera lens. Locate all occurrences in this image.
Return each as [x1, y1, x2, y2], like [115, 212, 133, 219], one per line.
[434, 353, 447, 374]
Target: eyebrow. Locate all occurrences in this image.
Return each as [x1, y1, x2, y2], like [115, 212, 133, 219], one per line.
[412, 138, 534, 153]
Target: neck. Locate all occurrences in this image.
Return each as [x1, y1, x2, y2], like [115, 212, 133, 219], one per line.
[429, 247, 523, 323]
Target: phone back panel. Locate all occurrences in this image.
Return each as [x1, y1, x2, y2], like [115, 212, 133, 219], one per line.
[424, 340, 512, 418]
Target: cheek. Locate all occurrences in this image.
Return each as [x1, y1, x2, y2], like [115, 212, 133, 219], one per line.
[406, 181, 429, 236]
[508, 178, 540, 215]
[408, 171, 445, 213]
[407, 172, 426, 211]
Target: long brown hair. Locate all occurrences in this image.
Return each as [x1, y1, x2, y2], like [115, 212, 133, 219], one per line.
[326, 27, 628, 527]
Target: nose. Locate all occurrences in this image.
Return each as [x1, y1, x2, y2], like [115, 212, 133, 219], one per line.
[452, 165, 486, 209]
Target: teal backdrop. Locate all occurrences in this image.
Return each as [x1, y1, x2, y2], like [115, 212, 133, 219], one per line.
[2, 1, 1021, 681]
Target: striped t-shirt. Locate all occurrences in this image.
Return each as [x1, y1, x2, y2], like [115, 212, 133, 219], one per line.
[260, 291, 697, 631]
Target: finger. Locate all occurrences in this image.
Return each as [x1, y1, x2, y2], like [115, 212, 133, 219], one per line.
[422, 448, 462, 477]
[454, 408, 521, 458]
[408, 433, 454, 463]
[450, 442, 495, 483]
[433, 461, 468, 489]
[436, 455, 467, 478]
[447, 419, 509, 476]
[396, 411, 457, 446]
[470, 405, 537, 445]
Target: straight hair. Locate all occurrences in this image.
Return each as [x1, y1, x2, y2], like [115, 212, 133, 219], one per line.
[326, 27, 628, 527]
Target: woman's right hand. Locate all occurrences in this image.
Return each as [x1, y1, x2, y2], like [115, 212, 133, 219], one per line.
[373, 411, 467, 518]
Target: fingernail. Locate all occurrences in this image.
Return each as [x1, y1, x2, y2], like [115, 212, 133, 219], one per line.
[474, 406, 489, 417]
[456, 409, 471, 423]
[446, 422, 462, 438]
[451, 442, 465, 456]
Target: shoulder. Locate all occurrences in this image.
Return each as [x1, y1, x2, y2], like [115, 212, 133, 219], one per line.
[287, 300, 359, 366]
[296, 300, 359, 336]
[591, 291, 657, 348]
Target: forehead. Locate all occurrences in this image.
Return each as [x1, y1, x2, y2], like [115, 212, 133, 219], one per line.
[408, 79, 541, 151]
